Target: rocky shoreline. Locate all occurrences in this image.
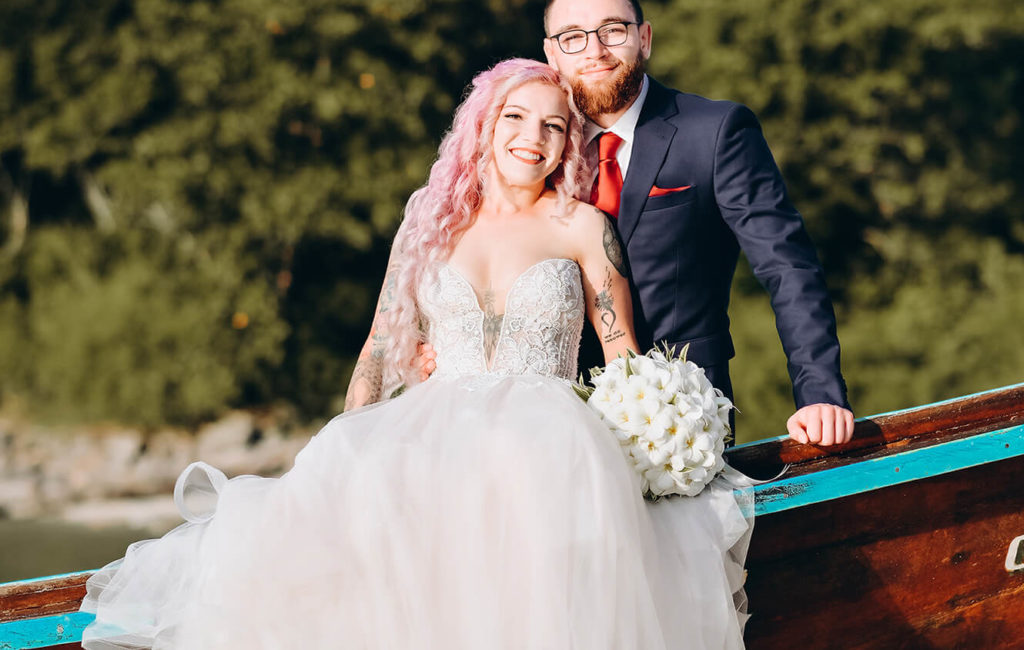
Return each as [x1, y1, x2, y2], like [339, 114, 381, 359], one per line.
[0, 410, 321, 532]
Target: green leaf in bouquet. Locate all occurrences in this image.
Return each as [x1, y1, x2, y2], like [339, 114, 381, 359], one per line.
[658, 341, 676, 359]
[677, 342, 690, 363]
[661, 341, 688, 363]
[572, 382, 594, 402]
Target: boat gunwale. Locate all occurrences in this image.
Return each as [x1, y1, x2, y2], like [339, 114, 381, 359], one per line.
[751, 421, 1024, 515]
[725, 381, 1024, 479]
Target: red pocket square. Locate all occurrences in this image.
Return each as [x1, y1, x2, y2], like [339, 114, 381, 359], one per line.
[648, 184, 692, 197]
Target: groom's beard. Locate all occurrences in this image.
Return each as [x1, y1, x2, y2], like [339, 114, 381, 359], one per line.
[569, 55, 646, 118]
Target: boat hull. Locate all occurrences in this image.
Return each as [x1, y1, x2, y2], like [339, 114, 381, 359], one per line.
[745, 452, 1024, 648]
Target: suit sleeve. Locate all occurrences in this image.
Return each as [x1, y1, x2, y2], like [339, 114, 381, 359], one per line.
[712, 104, 850, 410]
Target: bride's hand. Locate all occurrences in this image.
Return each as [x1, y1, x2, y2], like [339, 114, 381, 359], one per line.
[417, 343, 437, 382]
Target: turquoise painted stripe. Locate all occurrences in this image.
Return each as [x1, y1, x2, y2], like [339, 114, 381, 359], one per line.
[731, 380, 1024, 450]
[752, 423, 1024, 516]
[0, 612, 93, 649]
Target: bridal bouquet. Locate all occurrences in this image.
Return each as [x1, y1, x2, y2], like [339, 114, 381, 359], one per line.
[573, 344, 734, 498]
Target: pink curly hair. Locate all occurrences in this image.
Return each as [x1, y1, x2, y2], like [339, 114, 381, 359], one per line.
[379, 58, 590, 390]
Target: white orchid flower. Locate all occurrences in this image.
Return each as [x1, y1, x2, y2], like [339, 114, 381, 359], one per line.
[645, 467, 677, 494]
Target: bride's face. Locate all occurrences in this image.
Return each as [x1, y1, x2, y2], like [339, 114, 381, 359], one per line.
[490, 82, 570, 190]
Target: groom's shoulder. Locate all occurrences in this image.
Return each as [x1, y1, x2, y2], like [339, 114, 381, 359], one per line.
[647, 79, 756, 127]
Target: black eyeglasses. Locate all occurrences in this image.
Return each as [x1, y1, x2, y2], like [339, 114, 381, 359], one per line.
[548, 22, 639, 55]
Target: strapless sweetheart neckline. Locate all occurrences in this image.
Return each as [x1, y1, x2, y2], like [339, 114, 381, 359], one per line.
[437, 257, 580, 373]
[439, 257, 578, 316]
[419, 256, 584, 379]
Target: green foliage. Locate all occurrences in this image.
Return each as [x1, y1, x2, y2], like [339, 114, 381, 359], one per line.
[730, 234, 1024, 441]
[1, 0, 1022, 434]
[3, 228, 287, 426]
[838, 231, 1024, 413]
[0, 0, 549, 426]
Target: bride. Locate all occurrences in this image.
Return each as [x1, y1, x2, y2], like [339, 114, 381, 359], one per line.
[81, 58, 752, 649]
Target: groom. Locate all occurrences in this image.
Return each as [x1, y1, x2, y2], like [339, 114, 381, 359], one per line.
[543, 0, 854, 446]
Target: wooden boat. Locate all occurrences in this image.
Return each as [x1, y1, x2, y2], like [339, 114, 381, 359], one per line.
[2, 382, 1023, 649]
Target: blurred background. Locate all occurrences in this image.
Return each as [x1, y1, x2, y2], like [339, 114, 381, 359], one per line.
[1, 0, 1022, 580]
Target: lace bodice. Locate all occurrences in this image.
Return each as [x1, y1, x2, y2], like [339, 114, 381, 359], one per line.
[418, 258, 585, 382]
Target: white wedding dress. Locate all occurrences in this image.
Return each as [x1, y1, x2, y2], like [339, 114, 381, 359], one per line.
[81, 257, 752, 649]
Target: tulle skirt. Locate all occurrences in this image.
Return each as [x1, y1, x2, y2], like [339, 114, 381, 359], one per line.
[81, 374, 753, 649]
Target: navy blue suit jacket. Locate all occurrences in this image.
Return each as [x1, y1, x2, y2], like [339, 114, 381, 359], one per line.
[598, 78, 849, 410]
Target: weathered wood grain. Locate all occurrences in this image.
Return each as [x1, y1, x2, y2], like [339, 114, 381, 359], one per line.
[0, 574, 90, 625]
[745, 453, 1024, 648]
[726, 383, 1024, 480]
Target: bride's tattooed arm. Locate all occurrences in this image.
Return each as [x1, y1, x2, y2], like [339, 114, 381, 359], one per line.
[344, 333, 387, 411]
[602, 217, 629, 279]
[578, 206, 639, 361]
[594, 267, 625, 344]
[344, 261, 399, 411]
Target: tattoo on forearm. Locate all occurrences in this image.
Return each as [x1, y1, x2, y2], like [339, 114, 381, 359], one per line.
[378, 262, 400, 314]
[481, 287, 503, 365]
[600, 214, 629, 278]
[344, 333, 386, 410]
[379, 276, 396, 313]
[594, 267, 624, 343]
[594, 289, 616, 331]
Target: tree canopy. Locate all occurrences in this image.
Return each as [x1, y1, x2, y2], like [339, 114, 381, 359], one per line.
[1, 0, 1021, 438]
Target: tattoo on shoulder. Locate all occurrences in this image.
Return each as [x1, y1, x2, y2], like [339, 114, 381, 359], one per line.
[601, 216, 629, 278]
[547, 212, 571, 227]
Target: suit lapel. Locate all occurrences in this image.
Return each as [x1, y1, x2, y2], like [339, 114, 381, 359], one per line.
[617, 81, 679, 245]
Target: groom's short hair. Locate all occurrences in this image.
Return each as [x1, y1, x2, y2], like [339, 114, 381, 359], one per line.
[543, 0, 645, 32]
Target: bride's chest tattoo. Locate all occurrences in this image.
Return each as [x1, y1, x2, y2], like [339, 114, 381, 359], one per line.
[481, 287, 504, 364]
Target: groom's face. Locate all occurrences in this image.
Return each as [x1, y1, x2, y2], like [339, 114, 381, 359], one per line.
[543, 0, 651, 119]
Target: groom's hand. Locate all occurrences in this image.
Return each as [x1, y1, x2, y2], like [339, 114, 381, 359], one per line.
[417, 343, 437, 382]
[787, 404, 855, 446]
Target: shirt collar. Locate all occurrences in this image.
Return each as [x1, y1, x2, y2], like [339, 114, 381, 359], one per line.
[583, 74, 650, 146]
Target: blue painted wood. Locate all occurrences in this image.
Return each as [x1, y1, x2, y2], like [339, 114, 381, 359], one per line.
[0, 611, 92, 649]
[752, 423, 1024, 516]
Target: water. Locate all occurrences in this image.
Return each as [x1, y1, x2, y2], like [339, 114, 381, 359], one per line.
[0, 518, 173, 583]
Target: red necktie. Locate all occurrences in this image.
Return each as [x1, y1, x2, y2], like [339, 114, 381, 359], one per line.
[591, 132, 624, 218]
